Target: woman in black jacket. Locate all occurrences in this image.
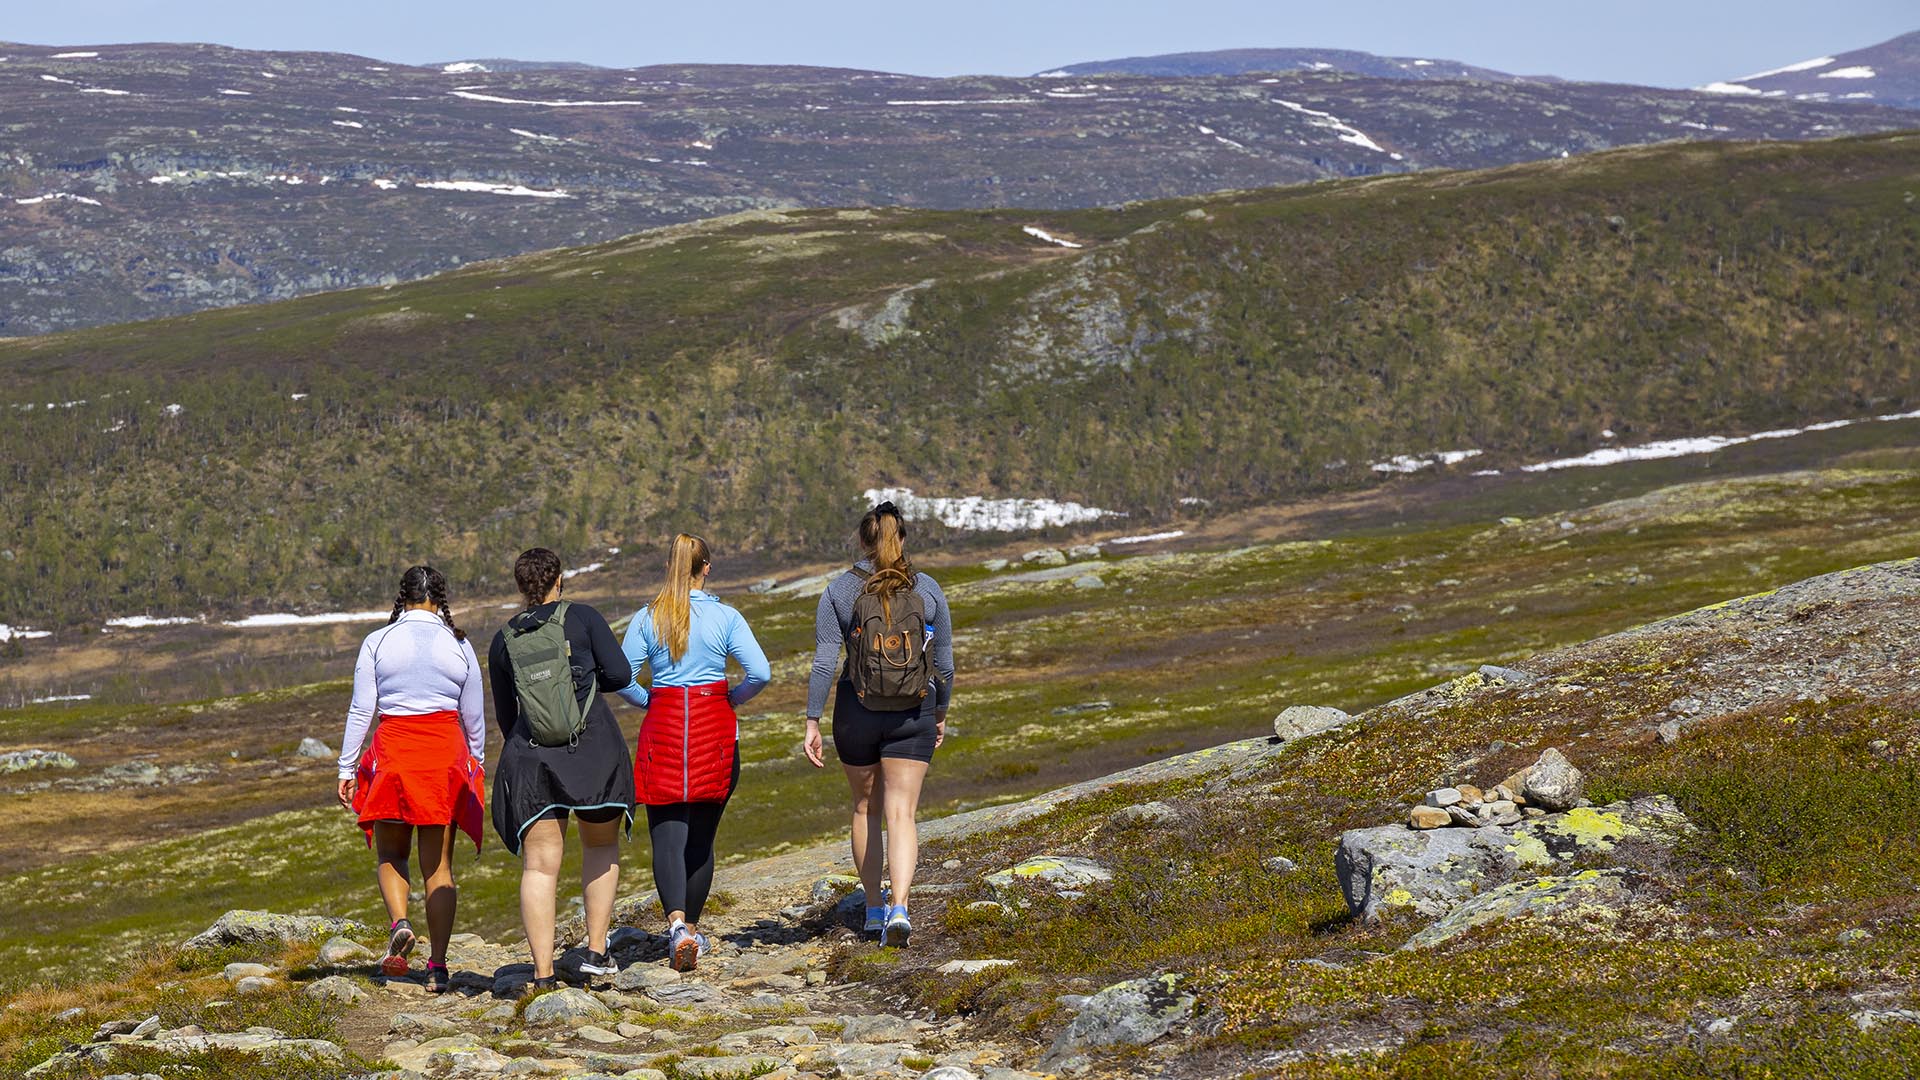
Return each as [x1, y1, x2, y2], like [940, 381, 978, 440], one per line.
[489, 548, 633, 993]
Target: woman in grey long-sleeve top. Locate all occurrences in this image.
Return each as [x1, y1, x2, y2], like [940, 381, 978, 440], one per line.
[802, 501, 955, 947]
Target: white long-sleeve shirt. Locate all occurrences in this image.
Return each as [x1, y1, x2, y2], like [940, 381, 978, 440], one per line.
[339, 609, 485, 779]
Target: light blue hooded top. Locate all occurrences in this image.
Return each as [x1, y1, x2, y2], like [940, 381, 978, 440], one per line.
[617, 590, 771, 709]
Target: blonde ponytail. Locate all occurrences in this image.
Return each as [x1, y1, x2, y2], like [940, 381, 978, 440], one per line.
[650, 533, 710, 662]
[858, 502, 915, 600]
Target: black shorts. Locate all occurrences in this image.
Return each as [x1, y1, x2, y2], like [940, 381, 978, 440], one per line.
[534, 804, 628, 826]
[831, 681, 937, 767]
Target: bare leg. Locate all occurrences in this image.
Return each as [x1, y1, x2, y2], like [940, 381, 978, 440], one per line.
[577, 816, 623, 953]
[415, 824, 457, 964]
[520, 817, 566, 979]
[841, 763, 884, 902]
[372, 822, 414, 925]
[879, 758, 929, 911]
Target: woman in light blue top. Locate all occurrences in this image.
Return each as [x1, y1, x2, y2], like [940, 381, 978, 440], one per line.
[617, 533, 770, 969]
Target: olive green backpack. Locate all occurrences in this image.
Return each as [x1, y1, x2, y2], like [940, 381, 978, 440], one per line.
[503, 600, 593, 746]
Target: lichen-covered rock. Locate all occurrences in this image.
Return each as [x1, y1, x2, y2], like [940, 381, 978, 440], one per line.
[1523, 747, 1586, 811]
[222, 962, 272, 982]
[316, 936, 375, 966]
[521, 986, 611, 1026]
[984, 856, 1112, 894]
[1041, 974, 1194, 1070]
[1405, 870, 1636, 948]
[1272, 705, 1352, 742]
[841, 1012, 918, 1043]
[1111, 801, 1181, 827]
[1021, 548, 1068, 566]
[1336, 823, 1545, 921]
[0, 749, 78, 773]
[303, 975, 366, 1003]
[184, 910, 365, 951]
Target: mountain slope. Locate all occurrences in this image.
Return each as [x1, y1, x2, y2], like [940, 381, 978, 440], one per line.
[1035, 45, 1537, 82]
[1700, 28, 1920, 108]
[0, 40, 1911, 334]
[0, 132, 1916, 626]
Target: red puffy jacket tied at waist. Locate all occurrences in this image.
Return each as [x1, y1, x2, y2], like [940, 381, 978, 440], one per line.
[635, 681, 736, 806]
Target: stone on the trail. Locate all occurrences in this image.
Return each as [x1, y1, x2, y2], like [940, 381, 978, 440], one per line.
[1111, 801, 1180, 827]
[222, 962, 273, 982]
[1424, 787, 1463, 809]
[1041, 974, 1195, 1070]
[841, 1013, 919, 1043]
[616, 1021, 651, 1038]
[675, 1055, 785, 1078]
[522, 987, 612, 1026]
[429, 1044, 512, 1074]
[1405, 869, 1635, 948]
[233, 976, 279, 995]
[576, 1025, 624, 1044]
[985, 856, 1112, 895]
[921, 1069, 980, 1080]
[304, 975, 366, 1004]
[810, 874, 863, 903]
[827, 1042, 915, 1073]
[385, 1034, 484, 1072]
[129, 1016, 161, 1039]
[317, 936, 375, 966]
[481, 1003, 517, 1023]
[1477, 665, 1535, 685]
[0, 749, 77, 773]
[390, 1012, 461, 1037]
[1022, 548, 1068, 566]
[937, 959, 1017, 976]
[185, 910, 364, 951]
[1071, 573, 1105, 590]
[613, 964, 682, 992]
[981, 559, 1010, 572]
[1408, 806, 1451, 830]
[1523, 748, 1586, 812]
[1271, 705, 1352, 742]
[295, 737, 334, 759]
[646, 981, 722, 1007]
[1066, 544, 1103, 560]
[1262, 856, 1298, 874]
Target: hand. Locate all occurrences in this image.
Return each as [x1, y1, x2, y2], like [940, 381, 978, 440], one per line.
[336, 777, 356, 810]
[803, 719, 825, 768]
[935, 711, 948, 749]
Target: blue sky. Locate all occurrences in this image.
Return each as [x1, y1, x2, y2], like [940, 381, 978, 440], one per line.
[6, 1, 1914, 87]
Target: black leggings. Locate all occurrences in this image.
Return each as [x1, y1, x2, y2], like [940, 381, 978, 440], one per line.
[645, 748, 739, 924]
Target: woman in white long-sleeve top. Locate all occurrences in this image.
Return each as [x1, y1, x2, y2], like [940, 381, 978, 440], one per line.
[336, 565, 486, 993]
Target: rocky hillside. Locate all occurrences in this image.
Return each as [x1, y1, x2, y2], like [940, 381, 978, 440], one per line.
[10, 554, 1918, 1078]
[1701, 29, 1920, 109]
[1034, 46, 1538, 82]
[1, 40, 1913, 333]
[0, 132, 1917, 626]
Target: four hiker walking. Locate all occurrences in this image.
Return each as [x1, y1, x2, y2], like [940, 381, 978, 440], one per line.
[337, 502, 949, 988]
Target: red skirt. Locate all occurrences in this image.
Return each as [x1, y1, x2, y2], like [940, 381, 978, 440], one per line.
[353, 710, 486, 852]
[635, 682, 737, 806]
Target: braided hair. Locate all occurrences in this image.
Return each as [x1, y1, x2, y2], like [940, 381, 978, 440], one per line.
[388, 565, 467, 642]
[514, 548, 564, 611]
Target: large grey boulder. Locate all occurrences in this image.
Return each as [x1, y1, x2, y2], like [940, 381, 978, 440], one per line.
[985, 856, 1112, 895]
[1335, 823, 1546, 922]
[303, 975, 366, 1004]
[1271, 706, 1351, 742]
[295, 737, 334, 760]
[521, 987, 611, 1026]
[1041, 974, 1194, 1070]
[0, 749, 78, 773]
[1405, 870, 1636, 948]
[1523, 748, 1586, 811]
[184, 910, 365, 951]
[841, 1012, 918, 1043]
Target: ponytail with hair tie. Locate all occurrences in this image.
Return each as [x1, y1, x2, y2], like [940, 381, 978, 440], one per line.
[858, 501, 915, 600]
[650, 533, 711, 663]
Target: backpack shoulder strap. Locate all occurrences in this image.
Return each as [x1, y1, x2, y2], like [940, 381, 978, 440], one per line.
[850, 565, 871, 580]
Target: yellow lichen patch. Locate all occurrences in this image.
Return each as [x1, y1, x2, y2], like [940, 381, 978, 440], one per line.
[1505, 833, 1553, 868]
[1541, 807, 1639, 851]
[1384, 888, 1415, 907]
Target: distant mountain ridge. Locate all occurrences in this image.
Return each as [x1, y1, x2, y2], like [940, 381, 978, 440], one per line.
[1034, 46, 1543, 83]
[1699, 29, 1920, 108]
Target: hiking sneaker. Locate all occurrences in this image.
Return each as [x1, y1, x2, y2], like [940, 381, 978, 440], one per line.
[381, 919, 417, 977]
[425, 962, 451, 994]
[882, 906, 912, 949]
[668, 923, 701, 972]
[862, 906, 887, 937]
[578, 950, 617, 977]
[517, 975, 558, 999]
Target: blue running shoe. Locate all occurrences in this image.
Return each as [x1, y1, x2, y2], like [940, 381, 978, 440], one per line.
[863, 905, 887, 936]
[882, 905, 912, 948]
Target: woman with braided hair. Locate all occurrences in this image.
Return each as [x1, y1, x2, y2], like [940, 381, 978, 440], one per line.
[337, 565, 487, 992]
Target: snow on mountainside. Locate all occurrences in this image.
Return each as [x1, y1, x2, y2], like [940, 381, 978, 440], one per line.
[1035, 46, 1545, 82]
[1699, 29, 1920, 109]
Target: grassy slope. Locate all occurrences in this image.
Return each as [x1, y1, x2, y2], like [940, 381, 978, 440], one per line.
[4, 444, 1917, 988]
[1, 133, 1918, 623]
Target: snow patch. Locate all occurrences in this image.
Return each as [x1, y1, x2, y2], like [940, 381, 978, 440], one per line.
[1035, 70, 1072, 78]
[331, 119, 364, 129]
[1736, 55, 1834, 81]
[1371, 449, 1483, 474]
[15, 192, 101, 206]
[1818, 66, 1875, 79]
[1519, 409, 1920, 472]
[223, 610, 390, 629]
[415, 179, 570, 199]
[335, 106, 362, 113]
[372, 178, 400, 190]
[442, 61, 491, 74]
[217, 88, 252, 96]
[1022, 225, 1082, 248]
[38, 74, 76, 84]
[105, 615, 202, 629]
[449, 89, 646, 107]
[162, 403, 183, 416]
[1273, 98, 1389, 154]
[866, 487, 1120, 531]
[1697, 81, 1764, 96]
[50, 51, 99, 59]
[1412, 60, 1434, 67]
[290, 393, 309, 400]
[510, 128, 563, 141]
[31, 694, 91, 703]
[886, 98, 1032, 106]
[0, 625, 50, 643]
[78, 87, 132, 95]
[562, 562, 604, 579]
[1109, 530, 1185, 545]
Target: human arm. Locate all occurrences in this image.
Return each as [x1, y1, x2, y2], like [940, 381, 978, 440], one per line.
[615, 611, 651, 709]
[338, 636, 377, 782]
[926, 577, 955, 715]
[726, 607, 771, 707]
[459, 639, 486, 765]
[488, 631, 519, 740]
[805, 585, 842, 720]
[583, 605, 634, 693]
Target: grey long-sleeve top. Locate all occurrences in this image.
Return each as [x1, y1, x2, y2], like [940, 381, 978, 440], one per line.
[807, 561, 955, 718]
